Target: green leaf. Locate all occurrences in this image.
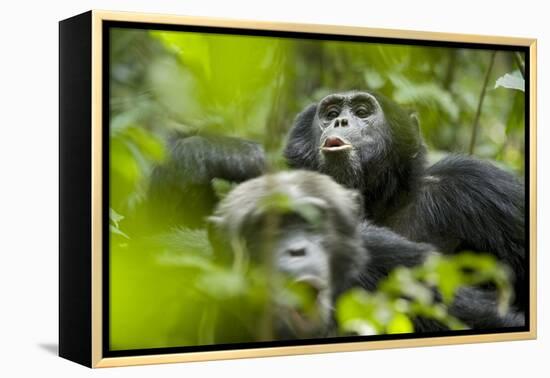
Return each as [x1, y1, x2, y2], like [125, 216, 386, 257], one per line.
[150, 30, 295, 137]
[157, 251, 216, 271]
[196, 271, 247, 299]
[211, 178, 237, 200]
[293, 202, 324, 228]
[495, 71, 525, 92]
[111, 138, 141, 186]
[434, 259, 462, 304]
[380, 267, 434, 305]
[109, 208, 129, 239]
[386, 313, 414, 334]
[336, 289, 385, 335]
[283, 280, 320, 317]
[388, 72, 460, 120]
[151, 31, 212, 81]
[109, 208, 124, 226]
[110, 224, 129, 239]
[257, 191, 324, 228]
[123, 126, 165, 162]
[259, 192, 293, 213]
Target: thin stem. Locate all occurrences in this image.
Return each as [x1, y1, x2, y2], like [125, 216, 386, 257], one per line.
[468, 51, 497, 155]
[513, 52, 525, 78]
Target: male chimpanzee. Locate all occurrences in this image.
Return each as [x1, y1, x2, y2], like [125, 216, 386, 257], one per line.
[210, 171, 524, 339]
[284, 91, 526, 310]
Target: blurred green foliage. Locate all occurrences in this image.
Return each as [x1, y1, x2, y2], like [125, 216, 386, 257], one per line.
[337, 253, 512, 336]
[108, 27, 524, 350]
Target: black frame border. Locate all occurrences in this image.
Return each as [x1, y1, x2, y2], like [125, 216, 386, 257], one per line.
[59, 11, 93, 367]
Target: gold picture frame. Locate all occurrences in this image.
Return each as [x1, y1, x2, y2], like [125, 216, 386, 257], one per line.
[59, 9, 537, 368]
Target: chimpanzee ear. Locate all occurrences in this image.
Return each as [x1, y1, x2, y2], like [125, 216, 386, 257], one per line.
[284, 103, 320, 170]
[296, 103, 318, 125]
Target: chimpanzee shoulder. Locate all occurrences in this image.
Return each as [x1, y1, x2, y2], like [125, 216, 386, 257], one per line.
[400, 155, 525, 262]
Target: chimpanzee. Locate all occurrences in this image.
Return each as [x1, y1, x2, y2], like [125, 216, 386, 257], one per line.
[209, 170, 524, 339]
[284, 91, 526, 310]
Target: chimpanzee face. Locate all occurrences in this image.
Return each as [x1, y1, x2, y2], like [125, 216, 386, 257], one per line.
[316, 92, 384, 152]
[316, 91, 384, 152]
[242, 209, 334, 339]
[313, 92, 389, 189]
[285, 91, 423, 199]
[210, 171, 366, 340]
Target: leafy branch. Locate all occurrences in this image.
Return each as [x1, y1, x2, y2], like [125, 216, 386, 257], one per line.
[336, 252, 513, 336]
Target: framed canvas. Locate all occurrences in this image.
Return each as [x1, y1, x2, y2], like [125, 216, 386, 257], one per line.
[59, 10, 537, 368]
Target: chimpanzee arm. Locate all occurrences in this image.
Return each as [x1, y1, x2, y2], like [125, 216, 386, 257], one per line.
[449, 287, 525, 329]
[147, 133, 266, 229]
[357, 222, 436, 291]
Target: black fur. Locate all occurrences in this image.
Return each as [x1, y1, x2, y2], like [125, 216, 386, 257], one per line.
[284, 91, 526, 311]
[147, 133, 266, 230]
[356, 222, 436, 292]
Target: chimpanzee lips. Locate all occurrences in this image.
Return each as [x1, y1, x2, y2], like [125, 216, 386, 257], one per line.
[321, 137, 352, 152]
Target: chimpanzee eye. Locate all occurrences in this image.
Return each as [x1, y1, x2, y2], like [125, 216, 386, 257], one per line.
[325, 108, 340, 120]
[355, 106, 370, 118]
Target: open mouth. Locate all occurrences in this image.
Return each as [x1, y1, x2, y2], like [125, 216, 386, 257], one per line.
[321, 136, 352, 152]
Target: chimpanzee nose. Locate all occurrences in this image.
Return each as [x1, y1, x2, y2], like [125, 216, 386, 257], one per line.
[334, 118, 348, 127]
[287, 247, 307, 257]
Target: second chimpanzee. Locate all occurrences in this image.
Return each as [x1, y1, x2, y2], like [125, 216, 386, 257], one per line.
[210, 171, 524, 339]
